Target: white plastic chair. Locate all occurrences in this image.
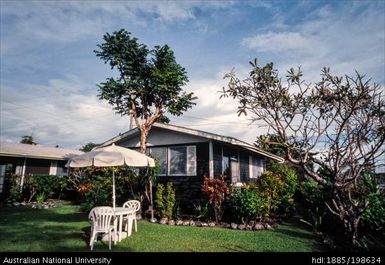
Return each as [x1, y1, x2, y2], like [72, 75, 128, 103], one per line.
[88, 206, 116, 251]
[123, 200, 141, 234]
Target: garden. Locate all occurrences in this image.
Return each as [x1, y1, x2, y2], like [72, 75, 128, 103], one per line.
[0, 161, 384, 252]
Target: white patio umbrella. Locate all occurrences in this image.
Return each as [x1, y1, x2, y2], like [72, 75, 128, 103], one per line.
[65, 143, 155, 209]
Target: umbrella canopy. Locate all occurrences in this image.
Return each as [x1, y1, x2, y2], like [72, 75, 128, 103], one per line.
[66, 143, 155, 168]
[66, 143, 155, 209]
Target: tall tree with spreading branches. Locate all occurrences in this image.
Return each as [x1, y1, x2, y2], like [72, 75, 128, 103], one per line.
[221, 59, 385, 246]
[94, 29, 197, 218]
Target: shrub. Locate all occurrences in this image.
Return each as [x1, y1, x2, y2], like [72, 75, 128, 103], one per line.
[165, 183, 175, 219]
[155, 183, 165, 218]
[227, 186, 264, 223]
[201, 176, 229, 223]
[256, 171, 285, 218]
[4, 174, 22, 204]
[68, 166, 143, 211]
[361, 174, 385, 231]
[154, 182, 176, 219]
[256, 163, 298, 218]
[298, 180, 328, 233]
[23, 175, 60, 202]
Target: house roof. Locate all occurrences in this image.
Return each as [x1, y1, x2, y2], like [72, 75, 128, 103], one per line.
[0, 142, 84, 160]
[99, 122, 284, 162]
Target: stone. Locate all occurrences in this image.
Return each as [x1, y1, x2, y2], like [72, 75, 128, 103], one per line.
[43, 205, 49, 209]
[264, 223, 273, 230]
[31, 205, 37, 209]
[183, 221, 190, 226]
[189, 220, 196, 226]
[201, 222, 209, 227]
[150, 218, 157, 223]
[12, 202, 20, 207]
[248, 221, 255, 227]
[20, 202, 27, 206]
[195, 221, 202, 227]
[208, 222, 216, 227]
[221, 222, 231, 228]
[168, 220, 175, 225]
[176, 220, 184, 226]
[254, 223, 265, 230]
[246, 225, 253, 230]
[136, 214, 142, 220]
[231, 223, 238, 229]
[238, 224, 246, 230]
[160, 218, 168, 224]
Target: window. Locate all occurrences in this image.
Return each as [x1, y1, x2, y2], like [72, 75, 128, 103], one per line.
[56, 161, 68, 176]
[169, 146, 187, 175]
[150, 147, 167, 175]
[250, 156, 264, 178]
[150, 145, 196, 176]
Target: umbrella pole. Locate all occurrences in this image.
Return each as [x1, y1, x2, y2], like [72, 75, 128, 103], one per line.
[112, 168, 116, 210]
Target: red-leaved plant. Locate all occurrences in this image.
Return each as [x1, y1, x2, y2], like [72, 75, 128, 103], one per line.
[201, 176, 229, 223]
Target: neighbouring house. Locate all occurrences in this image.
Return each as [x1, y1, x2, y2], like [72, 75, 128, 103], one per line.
[98, 122, 284, 206]
[0, 141, 83, 193]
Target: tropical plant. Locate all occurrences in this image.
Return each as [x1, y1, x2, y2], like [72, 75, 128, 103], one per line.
[201, 176, 229, 223]
[221, 58, 385, 246]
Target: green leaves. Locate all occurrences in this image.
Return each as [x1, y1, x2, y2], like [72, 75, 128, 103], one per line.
[95, 29, 196, 122]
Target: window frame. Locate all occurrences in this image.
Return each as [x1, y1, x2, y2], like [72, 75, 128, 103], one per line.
[167, 146, 188, 176]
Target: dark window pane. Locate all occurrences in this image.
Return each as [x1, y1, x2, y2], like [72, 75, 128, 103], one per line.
[213, 142, 222, 177]
[150, 147, 167, 175]
[25, 158, 50, 175]
[169, 146, 186, 175]
[56, 161, 68, 176]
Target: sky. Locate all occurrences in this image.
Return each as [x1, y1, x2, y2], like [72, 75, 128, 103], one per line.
[1, 0, 384, 153]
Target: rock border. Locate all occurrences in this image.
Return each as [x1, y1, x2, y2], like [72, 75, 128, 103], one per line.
[152, 217, 276, 231]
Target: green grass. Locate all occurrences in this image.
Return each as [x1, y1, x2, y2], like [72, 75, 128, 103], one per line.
[0, 204, 325, 252]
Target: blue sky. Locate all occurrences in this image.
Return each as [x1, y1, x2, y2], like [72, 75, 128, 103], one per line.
[1, 0, 384, 151]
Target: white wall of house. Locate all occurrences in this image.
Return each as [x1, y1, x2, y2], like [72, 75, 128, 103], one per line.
[119, 127, 209, 148]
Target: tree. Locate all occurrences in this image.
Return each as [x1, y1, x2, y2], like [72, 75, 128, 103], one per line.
[221, 58, 385, 246]
[20, 135, 37, 145]
[255, 134, 287, 158]
[94, 29, 197, 218]
[80, 142, 97, 152]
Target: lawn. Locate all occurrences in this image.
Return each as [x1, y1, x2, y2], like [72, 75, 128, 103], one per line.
[0, 203, 325, 252]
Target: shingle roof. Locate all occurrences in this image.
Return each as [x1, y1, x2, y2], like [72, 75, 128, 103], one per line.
[0, 142, 84, 160]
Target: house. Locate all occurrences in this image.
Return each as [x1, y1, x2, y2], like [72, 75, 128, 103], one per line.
[0, 142, 83, 193]
[98, 123, 284, 206]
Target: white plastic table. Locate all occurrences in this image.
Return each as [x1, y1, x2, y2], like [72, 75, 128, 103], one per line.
[111, 207, 136, 242]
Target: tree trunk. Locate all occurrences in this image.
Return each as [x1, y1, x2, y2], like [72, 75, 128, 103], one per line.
[344, 215, 361, 247]
[139, 126, 154, 220]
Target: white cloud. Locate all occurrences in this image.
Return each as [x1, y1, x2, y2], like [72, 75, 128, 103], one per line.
[242, 31, 309, 53]
[0, 76, 129, 149]
[241, 2, 385, 84]
[169, 75, 269, 144]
